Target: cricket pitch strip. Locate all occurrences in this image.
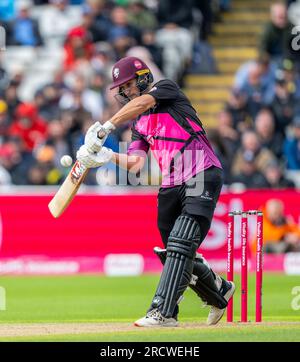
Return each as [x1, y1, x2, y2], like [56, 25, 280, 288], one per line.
[0, 322, 300, 338]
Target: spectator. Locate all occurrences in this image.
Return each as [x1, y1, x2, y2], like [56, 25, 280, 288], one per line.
[254, 108, 284, 159]
[9, 103, 48, 152]
[27, 144, 62, 185]
[260, 199, 300, 253]
[126, 46, 164, 82]
[0, 99, 10, 142]
[0, 163, 12, 185]
[0, 19, 11, 48]
[108, 6, 140, 45]
[27, 162, 48, 185]
[101, 82, 123, 122]
[0, 139, 34, 184]
[36, 144, 61, 181]
[63, 26, 94, 71]
[155, 23, 193, 83]
[86, 0, 111, 42]
[284, 115, 300, 169]
[217, 109, 239, 159]
[271, 66, 297, 135]
[40, 0, 81, 47]
[262, 160, 295, 189]
[234, 54, 276, 93]
[33, 72, 65, 122]
[0, 143, 17, 184]
[8, 1, 43, 46]
[0, 60, 9, 95]
[59, 109, 92, 151]
[225, 89, 249, 132]
[157, 0, 194, 29]
[240, 62, 275, 119]
[0, 0, 14, 21]
[259, 2, 293, 61]
[90, 42, 115, 79]
[46, 120, 71, 167]
[231, 130, 276, 176]
[33, 90, 47, 118]
[220, 0, 231, 12]
[127, 0, 157, 31]
[105, 6, 141, 59]
[89, 70, 107, 95]
[206, 128, 231, 184]
[231, 152, 268, 189]
[279, 59, 300, 99]
[34, 86, 59, 122]
[81, 4, 105, 43]
[154, 0, 194, 84]
[51, 69, 68, 94]
[9, 69, 24, 88]
[59, 74, 104, 121]
[193, 0, 214, 40]
[141, 29, 163, 70]
[110, 28, 136, 59]
[3, 81, 21, 122]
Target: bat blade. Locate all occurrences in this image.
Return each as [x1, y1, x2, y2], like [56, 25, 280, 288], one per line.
[48, 160, 88, 218]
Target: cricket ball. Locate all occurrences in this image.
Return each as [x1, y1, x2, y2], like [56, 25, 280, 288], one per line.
[60, 155, 73, 167]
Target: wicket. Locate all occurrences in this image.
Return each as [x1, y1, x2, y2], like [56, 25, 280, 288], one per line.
[227, 210, 263, 323]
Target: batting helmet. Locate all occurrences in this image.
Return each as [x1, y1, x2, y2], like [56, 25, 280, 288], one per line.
[110, 56, 153, 93]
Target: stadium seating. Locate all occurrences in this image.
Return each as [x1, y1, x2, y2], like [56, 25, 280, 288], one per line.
[184, 0, 273, 128]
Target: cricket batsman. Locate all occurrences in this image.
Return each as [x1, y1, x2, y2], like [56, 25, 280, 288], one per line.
[76, 56, 235, 327]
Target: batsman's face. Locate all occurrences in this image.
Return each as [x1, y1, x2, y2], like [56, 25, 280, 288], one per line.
[119, 78, 140, 100]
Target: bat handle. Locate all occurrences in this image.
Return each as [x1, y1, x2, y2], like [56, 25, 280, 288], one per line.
[97, 130, 107, 139]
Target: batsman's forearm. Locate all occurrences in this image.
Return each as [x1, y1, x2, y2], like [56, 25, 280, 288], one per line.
[109, 94, 155, 127]
[112, 152, 145, 173]
[99, 95, 155, 138]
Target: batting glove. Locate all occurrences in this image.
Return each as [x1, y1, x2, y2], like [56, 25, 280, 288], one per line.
[84, 121, 115, 154]
[76, 144, 113, 169]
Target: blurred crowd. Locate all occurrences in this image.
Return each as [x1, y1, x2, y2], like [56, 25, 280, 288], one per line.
[208, 0, 300, 189]
[258, 198, 300, 253]
[0, 0, 230, 186]
[0, 0, 299, 189]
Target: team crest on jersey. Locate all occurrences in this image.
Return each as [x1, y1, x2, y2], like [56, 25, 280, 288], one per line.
[113, 67, 120, 78]
[144, 125, 167, 146]
[146, 135, 154, 145]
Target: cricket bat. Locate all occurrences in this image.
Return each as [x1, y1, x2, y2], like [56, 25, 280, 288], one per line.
[48, 160, 88, 218]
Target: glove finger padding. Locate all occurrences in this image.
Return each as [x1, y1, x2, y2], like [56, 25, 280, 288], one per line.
[85, 122, 106, 154]
[96, 146, 113, 165]
[87, 121, 101, 133]
[76, 145, 113, 168]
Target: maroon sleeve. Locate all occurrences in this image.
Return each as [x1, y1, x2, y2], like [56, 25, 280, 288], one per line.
[127, 125, 149, 156]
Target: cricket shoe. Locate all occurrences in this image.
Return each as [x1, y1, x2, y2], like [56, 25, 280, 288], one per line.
[206, 278, 235, 326]
[134, 309, 178, 327]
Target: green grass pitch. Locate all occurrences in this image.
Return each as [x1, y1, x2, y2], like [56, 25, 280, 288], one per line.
[0, 273, 300, 341]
